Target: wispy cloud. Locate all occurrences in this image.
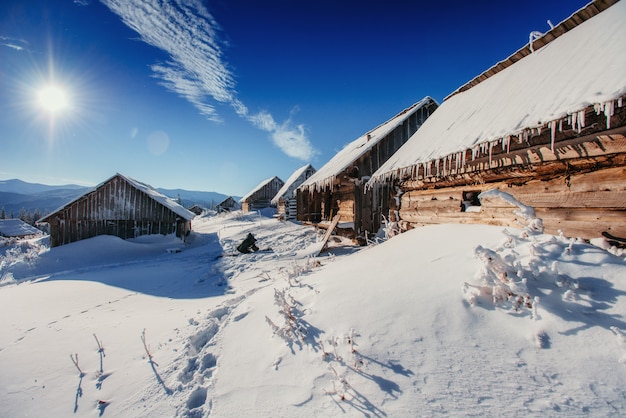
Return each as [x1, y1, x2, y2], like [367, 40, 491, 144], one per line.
[100, 0, 318, 161]
[0, 36, 28, 51]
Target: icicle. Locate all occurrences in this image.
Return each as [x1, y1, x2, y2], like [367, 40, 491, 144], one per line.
[488, 142, 494, 167]
[503, 136, 511, 153]
[578, 110, 585, 132]
[604, 100, 615, 129]
[594, 103, 602, 115]
[550, 120, 556, 153]
[619, 97, 623, 108]
[461, 150, 466, 169]
[558, 119, 563, 132]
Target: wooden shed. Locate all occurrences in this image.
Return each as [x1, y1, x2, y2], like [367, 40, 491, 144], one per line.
[271, 164, 316, 220]
[368, 0, 626, 240]
[240, 176, 284, 213]
[296, 97, 438, 243]
[216, 196, 239, 213]
[39, 173, 195, 247]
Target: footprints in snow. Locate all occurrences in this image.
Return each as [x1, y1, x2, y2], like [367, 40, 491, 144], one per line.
[175, 296, 246, 418]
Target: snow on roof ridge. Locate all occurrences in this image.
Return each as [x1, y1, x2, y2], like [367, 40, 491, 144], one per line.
[117, 173, 195, 220]
[271, 163, 315, 205]
[368, 0, 626, 187]
[240, 176, 284, 202]
[299, 97, 436, 192]
[445, 0, 619, 101]
[39, 172, 195, 222]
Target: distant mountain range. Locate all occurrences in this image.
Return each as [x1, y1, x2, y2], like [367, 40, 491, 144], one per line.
[0, 179, 239, 218]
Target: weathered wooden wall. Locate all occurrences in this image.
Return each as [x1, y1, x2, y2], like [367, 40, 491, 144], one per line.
[395, 101, 626, 241]
[398, 165, 626, 239]
[242, 178, 284, 212]
[46, 175, 190, 247]
[297, 101, 437, 242]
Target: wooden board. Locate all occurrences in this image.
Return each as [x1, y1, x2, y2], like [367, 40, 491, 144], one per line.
[317, 215, 341, 255]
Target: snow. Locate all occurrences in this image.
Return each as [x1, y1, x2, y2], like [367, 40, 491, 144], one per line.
[270, 163, 315, 206]
[39, 173, 195, 223]
[369, 1, 626, 185]
[0, 219, 42, 237]
[239, 176, 283, 203]
[300, 97, 436, 192]
[1, 206, 626, 417]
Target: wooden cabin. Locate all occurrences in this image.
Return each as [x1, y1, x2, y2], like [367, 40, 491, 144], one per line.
[368, 0, 626, 240]
[296, 98, 438, 243]
[216, 196, 239, 213]
[240, 176, 284, 213]
[38, 173, 195, 247]
[271, 164, 316, 220]
[188, 204, 205, 216]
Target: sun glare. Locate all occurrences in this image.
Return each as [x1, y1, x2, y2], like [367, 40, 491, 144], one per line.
[38, 85, 69, 113]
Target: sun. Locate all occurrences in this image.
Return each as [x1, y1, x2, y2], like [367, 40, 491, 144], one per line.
[38, 85, 70, 114]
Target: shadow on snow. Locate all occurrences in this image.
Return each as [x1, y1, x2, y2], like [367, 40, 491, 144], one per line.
[7, 231, 230, 299]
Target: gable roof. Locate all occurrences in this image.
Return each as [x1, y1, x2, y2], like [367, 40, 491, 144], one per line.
[216, 196, 237, 207]
[369, 0, 626, 186]
[39, 173, 195, 222]
[271, 164, 316, 205]
[299, 97, 437, 192]
[0, 219, 42, 237]
[240, 176, 284, 202]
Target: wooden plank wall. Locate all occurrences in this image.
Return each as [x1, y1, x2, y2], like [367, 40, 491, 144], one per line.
[47, 176, 186, 247]
[399, 166, 626, 239]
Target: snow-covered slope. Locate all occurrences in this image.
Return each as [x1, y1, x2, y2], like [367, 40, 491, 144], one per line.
[0, 209, 625, 417]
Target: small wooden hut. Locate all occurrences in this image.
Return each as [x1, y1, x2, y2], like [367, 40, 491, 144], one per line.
[271, 164, 316, 220]
[240, 176, 284, 213]
[216, 196, 239, 213]
[39, 173, 195, 247]
[296, 97, 438, 243]
[368, 0, 626, 240]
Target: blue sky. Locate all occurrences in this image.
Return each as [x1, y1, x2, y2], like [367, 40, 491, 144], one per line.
[0, 0, 590, 196]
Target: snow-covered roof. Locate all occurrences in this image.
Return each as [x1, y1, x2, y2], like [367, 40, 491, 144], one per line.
[299, 97, 437, 191]
[120, 174, 195, 220]
[39, 173, 195, 222]
[271, 164, 315, 205]
[0, 219, 42, 237]
[240, 176, 283, 202]
[216, 196, 236, 207]
[369, 0, 626, 186]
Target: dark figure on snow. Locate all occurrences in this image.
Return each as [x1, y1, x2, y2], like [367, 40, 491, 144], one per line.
[237, 233, 259, 254]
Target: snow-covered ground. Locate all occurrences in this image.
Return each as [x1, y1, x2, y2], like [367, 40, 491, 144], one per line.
[1, 208, 625, 417]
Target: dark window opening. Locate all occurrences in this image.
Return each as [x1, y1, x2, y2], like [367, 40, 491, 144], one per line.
[461, 191, 481, 212]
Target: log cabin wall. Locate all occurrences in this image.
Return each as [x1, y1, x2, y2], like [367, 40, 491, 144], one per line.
[298, 101, 437, 242]
[45, 175, 191, 247]
[241, 177, 284, 213]
[396, 103, 626, 240]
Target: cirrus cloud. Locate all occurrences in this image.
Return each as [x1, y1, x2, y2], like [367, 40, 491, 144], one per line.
[100, 0, 318, 161]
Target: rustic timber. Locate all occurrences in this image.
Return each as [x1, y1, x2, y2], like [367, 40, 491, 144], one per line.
[240, 176, 284, 213]
[38, 173, 194, 248]
[297, 98, 437, 244]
